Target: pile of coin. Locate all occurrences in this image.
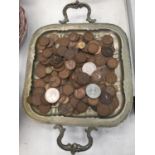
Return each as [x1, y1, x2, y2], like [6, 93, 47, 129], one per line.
[27, 31, 119, 117]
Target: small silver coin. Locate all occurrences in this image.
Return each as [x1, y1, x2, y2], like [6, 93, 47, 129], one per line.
[82, 62, 97, 76]
[86, 84, 101, 99]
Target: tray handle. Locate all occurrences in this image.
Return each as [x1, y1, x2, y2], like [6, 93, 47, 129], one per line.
[59, 0, 96, 24]
[54, 125, 97, 155]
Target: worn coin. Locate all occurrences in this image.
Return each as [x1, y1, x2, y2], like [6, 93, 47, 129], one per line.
[76, 41, 86, 49]
[99, 90, 112, 105]
[35, 63, 46, 78]
[58, 103, 74, 116]
[63, 84, 74, 96]
[38, 36, 49, 46]
[87, 40, 101, 54]
[50, 76, 61, 87]
[105, 71, 117, 84]
[102, 47, 114, 57]
[76, 72, 90, 85]
[106, 86, 116, 97]
[42, 48, 53, 58]
[88, 98, 99, 106]
[97, 103, 111, 117]
[74, 87, 86, 99]
[38, 104, 51, 114]
[33, 79, 45, 88]
[102, 35, 113, 46]
[69, 32, 80, 42]
[107, 58, 118, 69]
[59, 69, 70, 79]
[76, 102, 88, 113]
[84, 31, 94, 42]
[65, 60, 76, 70]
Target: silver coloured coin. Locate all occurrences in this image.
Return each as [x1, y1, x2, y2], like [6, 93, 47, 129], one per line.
[82, 62, 97, 76]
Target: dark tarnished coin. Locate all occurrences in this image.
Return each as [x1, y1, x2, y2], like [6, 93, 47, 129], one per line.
[34, 79, 45, 88]
[59, 69, 70, 79]
[106, 86, 116, 97]
[38, 36, 49, 46]
[40, 95, 51, 106]
[69, 32, 80, 42]
[38, 104, 51, 114]
[76, 102, 88, 113]
[62, 84, 74, 96]
[102, 35, 113, 46]
[87, 40, 100, 54]
[95, 54, 107, 66]
[84, 31, 94, 42]
[70, 96, 79, 108]
[102, 47, 114, 57]
[91, 70, 103, 82]
[65, 48, 77, 60]
[42, 48, 53, 58]
[99, 90, 112, 105]
[50, 76, 61, 87]
[75, 52, 87, 63]
[74, 87, 86, 99]
[35, 63, 46, 78]
[107, 58, 118, 69]
[105, 72, 117, 84]
[76, 72, 90, 85]
[97, 102, 111, 117]
[50, 54, 63, 66]
[57, 46, 67, 57]
[58, 103, 74, 116]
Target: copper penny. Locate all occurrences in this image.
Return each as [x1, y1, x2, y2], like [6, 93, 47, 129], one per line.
[65, 48, 77, 60]
[38, 104, 51, 114]
[76, 102, 88, 113]
[59, 69, 70, 79]
[40, 95, 51, 105]
[102, 35, 113, 46]
[95, 54, 107, 66]
[56, 37, 69, 47]
[107, 58, 118, 69]
[69, 32, 80, 42]
[47, 38, 54, 48]
[87, 40, 100, 54]
[99, 90, 112, 105]
[74, 87, 86, 99]
[68, 41, 77, 48]
[32, 88, 45, 96]
[50, 54, 63, 66]
[91, 70, 103, 82]
[97, 102, 111, 117]
[48, 33, 59, 42]
[33, 79, 45, 88]
[43, 75, 51, 83]
[37, 54, 48, 64]
[28, 95, 42, 106]
[106, 86, 116, 97]
[57, 46, 67, 57]
[76, 72, 90, 85]
[50, 76, 61, 87]
[75, 52, 87, 63]
[65, 60, 76, 70]
[108, 97, 119, 114]
[102, 47, 114, 57]
[58, 103, 74, 116]
[35, 63, 46, 78]
[88, 98, 99, 106]
[105, 72, 117, 84]
[54, 64, 65, 72]
[36, 43, 46, 50]
[42, 48, 53, 58]
[84, 31, 94, 42]
[51, 70, 58, 77]
[38, 36, 49, 46]
[63, 84, 74, 96]
[70, 97, 79, 108]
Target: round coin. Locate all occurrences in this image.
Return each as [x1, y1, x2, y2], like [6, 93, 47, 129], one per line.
[105, 72, 117, 84]
[45, 88, 60, 104]
[33, 79, 45, 88]
[97, 103, 111, 117]
[76, 41, 86, 49]
[76, 72, 90, 85]
[99, 90, 112, 105]
[86, 84, 101, 99]
[107, 58, 118, 69]
[87, 40, 101, 54]
[74, 87, 86, 99]
[84, 31, 94, 42]
[88, 98, 99, 106]
[38, 36, 49, 46]
[102, 47, 114, 57]
[62, 84, 74, 96]
[59, 69, 70, 79]
[82, 62, 97, 76]
[38, 104, 51, 114]
[50, 76, 61, 87]
[69, 32, 80, 42]
[75, 52, 87, 63]
[76, 102, 88, 113]
[65, 60, 76, 70]
[106, 86, 116, 97]
[102, 35, 113, 46]
[35, 63, 46, 78]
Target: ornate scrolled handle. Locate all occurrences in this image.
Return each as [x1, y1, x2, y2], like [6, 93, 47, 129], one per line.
[54, 125, 97, 155]
[59, 0, 96, 24]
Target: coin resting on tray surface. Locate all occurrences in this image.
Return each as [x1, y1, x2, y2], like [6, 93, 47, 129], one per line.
[27, 32, 120, 117]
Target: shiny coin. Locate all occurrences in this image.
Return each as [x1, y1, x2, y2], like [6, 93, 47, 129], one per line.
[45, 88, 60, 104]
[82, 62, 97, 76]
[76, 41, 86, 49]
[86, 84, 101, 99]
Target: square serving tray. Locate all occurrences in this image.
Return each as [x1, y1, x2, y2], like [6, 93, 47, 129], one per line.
[23, 23, 133, 127]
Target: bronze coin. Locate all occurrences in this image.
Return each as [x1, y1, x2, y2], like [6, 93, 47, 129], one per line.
[102, 35, 113, 46]
[43, 75, 51, 83]
[65, 48, 77, 60]
[33, 79, 45, 88]
[99, 90, 112, 105]
[58, 103, 74, 116]
[42, 48, 53, 58]
[63, 84, 74, 96]
[88, 98, 99, 106]
[70, 96, 79, 108]
[56, 37, 69, 47]
[28, 95, 42, 106]
[91, 70, 103, 83]
[47, 38, 54, 48]
[105, 72, 117, 84]
[37, 54, 48, 64]
[71, 81, 81, 89]
[50, 76, 61, 87]
[95, 54, 107, 66]
[106, 86, 116, 97]
[59, 95, 70, 104]
[75, 52, 87, 63]
[87, 40, 100, 54]
[36, 43, 46, 50]
[84, 31, 94, 42]
[50, 54, 63, 66]
[107, 58, 118, 69]
[69, 32, 80, 42]
[38, 36, 49, 46]
[86, 55, 95, 63]
[82, 96, 88, 104]
[102, 47, 114, 57]
[74, 87, 86, 99]
[54, 64, 65, 72]
[51, 70, 58, 77]
[32, 88, 45, 96]
[35, 63, 46, 78]
[76, 102, 88, 113]
[97, 102, 111, 117]
[57, 46, 67, 57]
[59, 69, 70, 79]
[48, 33, 59, 42]
[76, 72, 90, 85]
[65, 60, 76, 70]
[38, 104, 51, 114]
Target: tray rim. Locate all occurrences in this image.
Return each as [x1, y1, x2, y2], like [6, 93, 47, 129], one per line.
[23, 23, 133, 127]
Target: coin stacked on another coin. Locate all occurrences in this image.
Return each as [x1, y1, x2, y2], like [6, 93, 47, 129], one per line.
[27, 31, 119, 117]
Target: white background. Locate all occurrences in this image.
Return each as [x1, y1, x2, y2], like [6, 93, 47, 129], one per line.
[19, 0, 135, 155]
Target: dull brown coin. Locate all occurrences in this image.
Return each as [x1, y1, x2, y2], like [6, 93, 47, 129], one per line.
[97, 102, 111, 117]
[33, 79, 45, 88]
[107, 58, 118, 69]
[102, 35, 113, 46]
[47, 38, 54, 48]
[50, 54, 63, 66]
[48, 33, 59, 42]
[54, 64, 65, 72]
[74, 87, 86, 99]
[43, 75, 51, 83]
[105, 72, 117, 84]
[28, 95, 42, 106]
[50, 76, 61, 87]
[65, 48, 77, 60]
[76, 72, 90, 85]
[102, 47, 114, 57]
[99, 90, 112, 105]
[91, 70, 103, 83]
[95, 54, 107, 66]
[75, 52, 87, 63]
[57, 37, 69, 47]
[84, 31, 94, 42]
[38, 36, 49, 46]
[32, 88, 45, 96]
[59, 95, 70, 104]
[58, 103, 74, 116]
[36, 43, 46, 50]
[35, 63, 46, 78]
[65, 60, 76, 70]
[59, 69, 70, 79]
[63, 84, 74, 96]
[37, 54, 48, 64]
[70, 96, 79, 108]
[71, 81, 81, 89]
[87, 40, 101, 54]
[88, 98, 99, 106]
[106, 86, 116, 97]
[76, 102, 88, 113]
[69, 32, 80, 42]
[38, 104, 51, 114]
[51, 70, 58, 77]
[42, 48, 53, 58]
[56, 46, 67, 57]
